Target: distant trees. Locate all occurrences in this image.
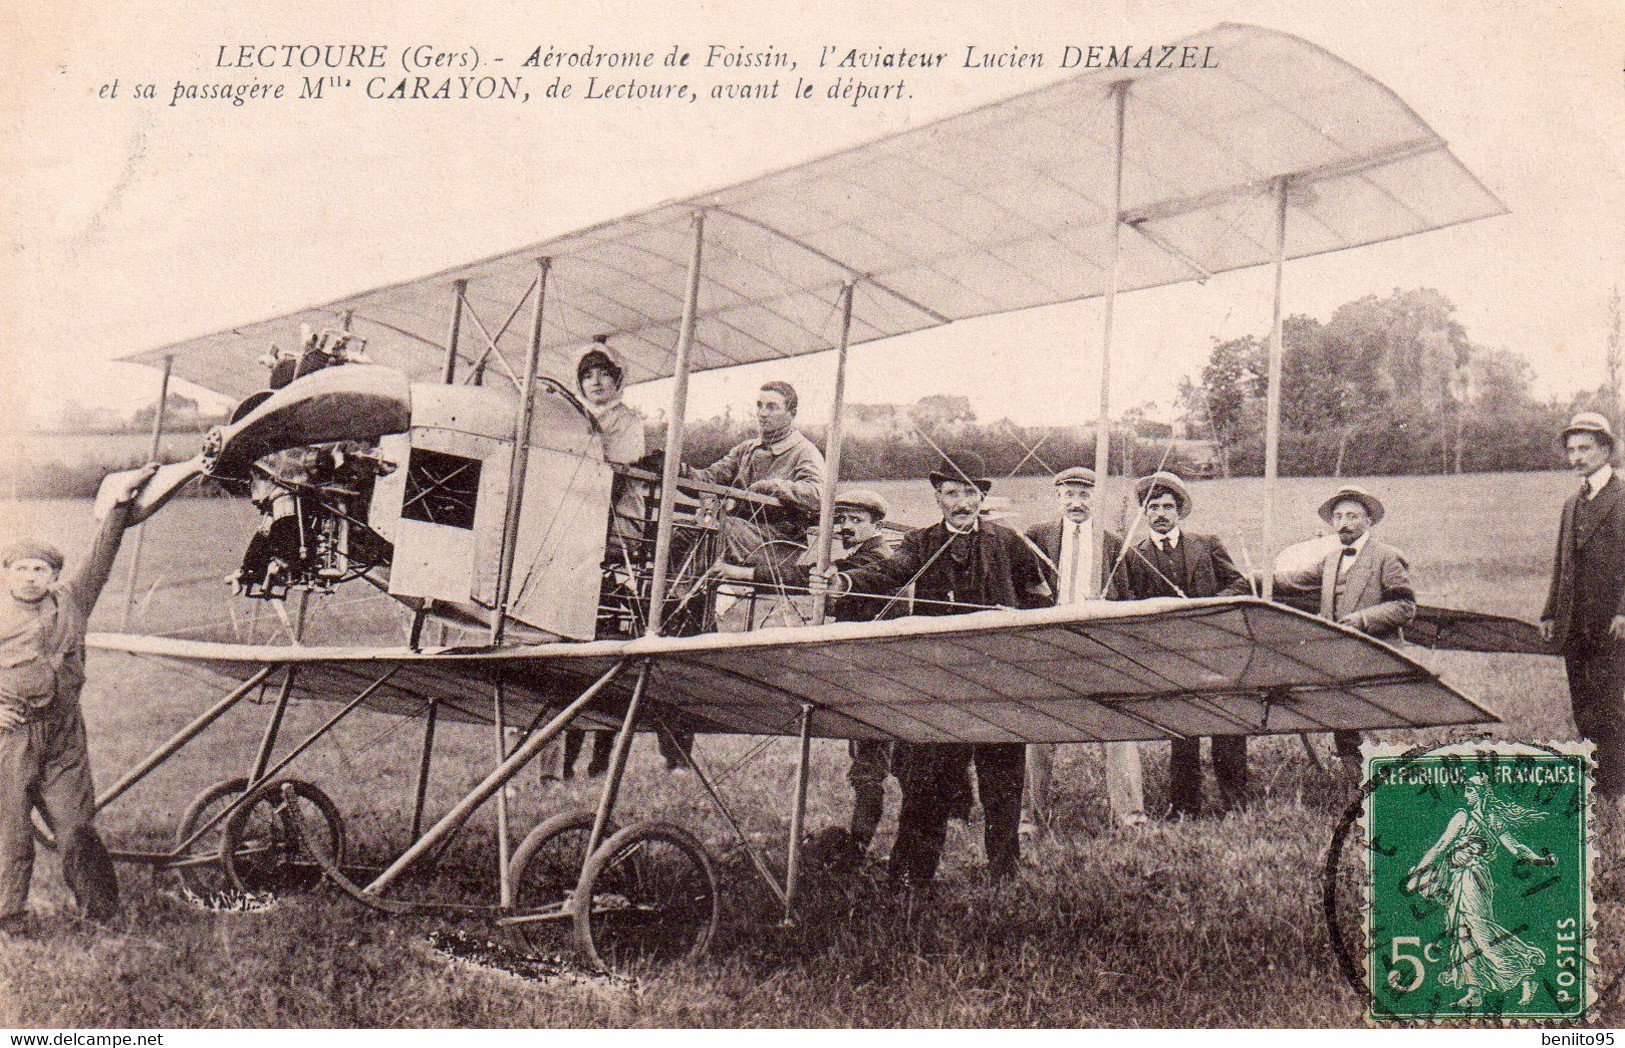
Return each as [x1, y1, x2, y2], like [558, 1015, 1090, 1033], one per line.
[1181, 288, 1572, 477]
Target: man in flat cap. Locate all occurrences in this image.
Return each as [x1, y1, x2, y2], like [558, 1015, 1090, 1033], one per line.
[686, 381, 826, 582]
[1309, 484, 1415, 775]
[1021, 466, 1142, 829]
[823, 488, 903, 853]
[1, 464, 158, 934]
[1541, 412, 1625, 798]
[1116, 471, 1252, 817]
[815, 451, 1048, 886]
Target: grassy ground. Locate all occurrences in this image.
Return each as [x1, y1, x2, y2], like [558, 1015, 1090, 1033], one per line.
[0, 471, 1619, 1027]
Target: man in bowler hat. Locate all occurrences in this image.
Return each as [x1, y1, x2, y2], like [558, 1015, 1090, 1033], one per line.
[815, 450, 1048, 885]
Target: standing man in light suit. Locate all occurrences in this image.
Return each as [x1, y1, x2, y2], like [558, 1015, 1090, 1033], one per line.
[1541, 412, 1625, 799]
[1022, 466, 1143, 829]
[1312, 485, 1416, 775]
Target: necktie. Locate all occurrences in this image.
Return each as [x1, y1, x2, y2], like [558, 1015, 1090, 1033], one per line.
[1065, 523, 1083, 603]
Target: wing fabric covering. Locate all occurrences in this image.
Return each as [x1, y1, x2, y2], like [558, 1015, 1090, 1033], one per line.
[127, 24, 1505, 398]
[89, 597, 1497, 744]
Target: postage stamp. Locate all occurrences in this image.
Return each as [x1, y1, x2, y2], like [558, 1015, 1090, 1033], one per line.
[1363, 740, 1595, 1022]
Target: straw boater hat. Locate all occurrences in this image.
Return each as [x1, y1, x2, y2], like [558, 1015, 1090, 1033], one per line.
[1133, 471, 1192, 518]
[1318, 485, 1385, 527]
[832, 488, 889, 521]
[928, 450, 993, 492]
[1562, 411, 1616, 447]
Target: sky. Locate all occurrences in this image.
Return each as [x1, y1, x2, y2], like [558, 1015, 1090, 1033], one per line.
[3, 0, 1621, 434]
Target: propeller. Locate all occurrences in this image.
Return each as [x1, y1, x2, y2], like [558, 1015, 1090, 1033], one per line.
[95, 364, 413, 523]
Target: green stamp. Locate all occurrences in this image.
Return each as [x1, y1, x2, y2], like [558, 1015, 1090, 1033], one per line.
[1364, 741, 1594, 1022]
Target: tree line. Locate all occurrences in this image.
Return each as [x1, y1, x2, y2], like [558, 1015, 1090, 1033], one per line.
[1177, 287, 1617, 478]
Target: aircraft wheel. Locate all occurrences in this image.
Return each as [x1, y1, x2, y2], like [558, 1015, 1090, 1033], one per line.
[172, 777, 256, 899]
[572, 820, 718, 971]
[220, 779, 345, 896]
[505, 810, 618, 955]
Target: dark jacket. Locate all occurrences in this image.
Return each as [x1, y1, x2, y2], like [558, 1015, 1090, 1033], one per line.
[1116, 530, 1250, 601]
[1543, 472, 1625, 652]
[827, 533, 908, 622]
[842, 520, 1046, 615]
[1024, 518, 1126, 604]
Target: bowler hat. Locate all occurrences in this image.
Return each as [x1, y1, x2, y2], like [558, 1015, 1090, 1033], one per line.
[1562, 411, 1616, 447]
[929, 450, 992, 492]
[1051, 466, 1097, 488]
[1318, 485, 1385, 527]
[833, 488, 889, 521]
[1134, 471, 1192, 518]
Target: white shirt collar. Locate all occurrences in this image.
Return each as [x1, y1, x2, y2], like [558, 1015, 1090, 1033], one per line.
[1587, 463, 1613, 498]
[1152, 527, 1181, 549]
[945, 517, 981, 536]
[1340, 532, 1371, 557]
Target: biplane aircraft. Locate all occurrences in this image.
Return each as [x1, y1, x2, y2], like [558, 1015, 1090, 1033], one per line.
[74, 23, 1512, 970]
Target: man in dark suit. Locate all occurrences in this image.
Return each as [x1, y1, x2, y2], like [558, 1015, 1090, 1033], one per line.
[1021, 467, 1141, 828]
[1116, 472, 1252, 817]
[1312, 485, 1416, 775]
[815, 451, 1048, 885]
[1541, 412, 1625, 799]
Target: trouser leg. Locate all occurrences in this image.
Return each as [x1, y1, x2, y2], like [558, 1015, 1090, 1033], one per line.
[890, 744, 962, 884]
[0, 721, 39, 920]
[1333, 730, 1364, 775]
[847, 740, 890, 848]
[36, 711, 116, 920]
[658, 729, 694, 770]
[1568, 648, 1625, 798]
[1104, 741, 1146, 825]
[1168, 737, 1203, 817]
[973, 743, 1024, 878]
[1023, 744, 1054, 822]
[1211, 735, 1249, 812]
[585, 732, 613, 777]
[560, 729, 585, 779]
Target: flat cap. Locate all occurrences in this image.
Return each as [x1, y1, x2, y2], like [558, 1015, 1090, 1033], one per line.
[2, 540, 64, 572]
[832, 488, 889, 521]
[1051, 466, 1097, 487]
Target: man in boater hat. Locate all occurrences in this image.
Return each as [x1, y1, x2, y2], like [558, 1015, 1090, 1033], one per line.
[1, 464, 158, 934]
[1541, 411, 1625, 798]
[1115, 471, 1251, 817]
[1311, 483, 1415, 776]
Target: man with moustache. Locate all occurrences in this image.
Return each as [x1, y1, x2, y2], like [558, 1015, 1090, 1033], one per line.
[814, 451, 1048, 886]
[1541, 412, 1625, 799]
[1021, 466, 1143, 829]
[821, 489, 904, 852]
[1115, 471, 1251, 817]
[1310, 485, 1416, 775]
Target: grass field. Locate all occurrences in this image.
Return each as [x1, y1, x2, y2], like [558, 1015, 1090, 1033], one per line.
[0, 471, 1619, 1027]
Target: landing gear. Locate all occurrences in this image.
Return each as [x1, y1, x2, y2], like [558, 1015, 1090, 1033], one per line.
[505, 810, 618, 955]
[220, 779, 345, 895]
[572, 820, 719, 971]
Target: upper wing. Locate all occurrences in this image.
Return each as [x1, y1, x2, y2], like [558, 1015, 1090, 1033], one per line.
[1407, 605, 1556, 656]
[89, 596, 1497, 743]
[125, 23, 1505, 398]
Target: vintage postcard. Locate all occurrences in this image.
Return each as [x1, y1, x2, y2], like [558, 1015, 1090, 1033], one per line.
[1, 0, 1620, 1032]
